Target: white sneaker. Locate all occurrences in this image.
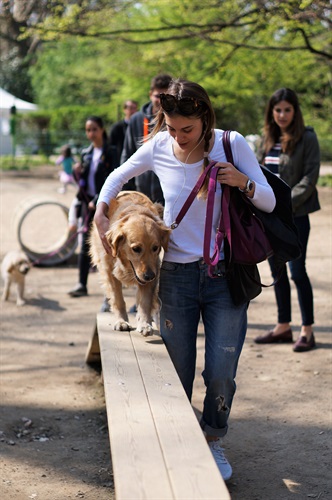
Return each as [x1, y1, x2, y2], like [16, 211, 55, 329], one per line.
[208, 439, 233, 481]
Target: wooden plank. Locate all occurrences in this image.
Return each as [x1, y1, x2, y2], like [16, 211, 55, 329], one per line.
[97, 313, 174, 500]
[131, 332, 231, 500]
[97, 313, 230, 500]
[85, 322, 101, 365]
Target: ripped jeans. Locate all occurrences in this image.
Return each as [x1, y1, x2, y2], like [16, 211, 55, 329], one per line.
[159, 259, 247, 438]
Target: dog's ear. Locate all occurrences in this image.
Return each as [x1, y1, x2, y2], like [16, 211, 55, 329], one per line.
[106, 227, 125, 257]
[153, 202, 164, 219]
[159, 226, 172, 252]
[112, 234, 125, 257]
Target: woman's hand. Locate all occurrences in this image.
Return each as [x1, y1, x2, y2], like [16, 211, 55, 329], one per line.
[215, 162, 255, 198]
[73, 162, 82, 174]
[94, 202, 112, 254]
[72, 162, 83, 183]
[88, 200, 96, 211]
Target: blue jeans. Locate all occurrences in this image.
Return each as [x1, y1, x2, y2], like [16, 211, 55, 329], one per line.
[268, 214, 314, 326]
[159, 259, 247, 438]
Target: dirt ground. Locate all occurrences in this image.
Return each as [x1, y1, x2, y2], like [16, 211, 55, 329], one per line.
[0, 166, 331, 500]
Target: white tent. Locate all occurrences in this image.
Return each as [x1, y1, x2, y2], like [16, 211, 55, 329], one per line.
[0, 88, 38, 155]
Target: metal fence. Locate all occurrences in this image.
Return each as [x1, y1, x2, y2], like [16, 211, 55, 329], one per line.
[12, 128, 332, 162]
[16, 130, 88, 157]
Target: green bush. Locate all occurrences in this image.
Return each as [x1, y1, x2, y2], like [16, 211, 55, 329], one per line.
[319, 139, 332, 162]
[0, 155, 51, 171]
[15, 105, 116, 156]
[318, 174, 332, 188]
[20, 105, 114, 133]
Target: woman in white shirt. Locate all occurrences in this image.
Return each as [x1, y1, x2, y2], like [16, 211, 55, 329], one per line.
[94, 79, 276, 480]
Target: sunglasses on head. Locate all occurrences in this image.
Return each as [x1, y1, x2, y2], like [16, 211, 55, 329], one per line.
[159, 93, 203, 115]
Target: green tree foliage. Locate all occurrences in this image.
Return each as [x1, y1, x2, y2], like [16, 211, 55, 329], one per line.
[0, 0, 55, 100]
[28, 0, 331, 60]
[12, 0, 331, 150]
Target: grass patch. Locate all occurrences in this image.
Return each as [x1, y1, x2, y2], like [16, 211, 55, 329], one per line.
[0, 155, 52, 171]
[318, 174, 332, 188]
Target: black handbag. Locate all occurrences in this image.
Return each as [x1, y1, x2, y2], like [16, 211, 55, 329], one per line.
[221, 131, 302, 305]
[222, 130, 302, 275]
[254, 165, 302, 271]
[226, 261, 262, 306]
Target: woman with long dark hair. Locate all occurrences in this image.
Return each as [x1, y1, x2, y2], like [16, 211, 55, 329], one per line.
[254, 88, 320, 352]
[68, 116, 117, 297]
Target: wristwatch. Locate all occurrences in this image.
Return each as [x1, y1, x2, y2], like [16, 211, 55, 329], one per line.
[239, 178, 254, 194]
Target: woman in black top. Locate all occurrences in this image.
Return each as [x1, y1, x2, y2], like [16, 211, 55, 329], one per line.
[68, 116, 117, 297]
[254, 88, 320, 352]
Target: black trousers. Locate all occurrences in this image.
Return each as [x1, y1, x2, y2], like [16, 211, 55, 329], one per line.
[268, 215, 314, 326]
[78, 208, 94, 287]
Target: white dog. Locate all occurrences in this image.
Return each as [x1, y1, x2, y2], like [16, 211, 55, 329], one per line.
[1, 250, 31, 306]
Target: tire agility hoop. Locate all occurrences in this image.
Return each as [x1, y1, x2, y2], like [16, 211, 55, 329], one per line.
[15, 198, 78, 266]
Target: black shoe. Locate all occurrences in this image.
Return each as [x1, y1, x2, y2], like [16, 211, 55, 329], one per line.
[293, 333, 316, 352]
[128, 304, 137, 314]
[68, 284, 88, 297]
[254, 328, 293, 344]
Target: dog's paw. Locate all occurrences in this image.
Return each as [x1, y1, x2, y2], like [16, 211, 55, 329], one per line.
[113, 320, 132, 331]
[16, 299, 26, 306]
[136, 322, 154, 337]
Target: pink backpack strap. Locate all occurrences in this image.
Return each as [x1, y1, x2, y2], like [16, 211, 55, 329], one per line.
[170, 161, 217, 229]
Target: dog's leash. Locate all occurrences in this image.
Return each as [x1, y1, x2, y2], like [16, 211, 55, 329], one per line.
[170, 161, 218, 229]
[170, 161, 225, 278]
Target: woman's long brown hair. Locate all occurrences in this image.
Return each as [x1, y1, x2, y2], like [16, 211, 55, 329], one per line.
[151, 78, 216, 198]
[263, 88, 305, 155]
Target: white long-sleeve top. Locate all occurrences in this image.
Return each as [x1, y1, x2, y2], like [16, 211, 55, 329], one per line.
[98, 129, 276, 263]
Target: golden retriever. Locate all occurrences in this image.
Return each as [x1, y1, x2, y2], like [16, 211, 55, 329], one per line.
[1, 250, 30, 306]
[89, 191, 171, 336]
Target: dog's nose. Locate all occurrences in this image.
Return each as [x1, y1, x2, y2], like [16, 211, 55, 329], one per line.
[143, 271, 155, 282]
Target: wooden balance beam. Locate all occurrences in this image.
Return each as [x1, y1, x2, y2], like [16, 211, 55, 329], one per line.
[86, 313, 230, 500]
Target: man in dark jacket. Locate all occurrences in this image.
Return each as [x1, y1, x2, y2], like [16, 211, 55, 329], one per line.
[109, 99, 138, 167]
[120, 74, 172, 203]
